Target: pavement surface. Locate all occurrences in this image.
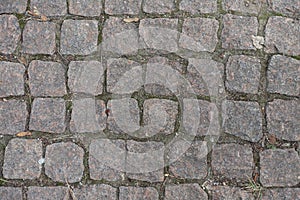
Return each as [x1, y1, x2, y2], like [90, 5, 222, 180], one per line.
[0, 0, 299, 199]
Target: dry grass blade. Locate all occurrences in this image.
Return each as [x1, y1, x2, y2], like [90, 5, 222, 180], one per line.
[244, 177, 264, 200]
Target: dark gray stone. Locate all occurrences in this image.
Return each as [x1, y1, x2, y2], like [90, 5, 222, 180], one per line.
[222, 100, 262, 142]
[0, 100, 27, 135]
[3, 138, 43, 179]
[105, 0, 142, 15]
[27, 186, 69, 200]
[0, 15, 21, 54]
[267, 55, 300, 96]
[119, 186, 159, 200]
[60, 20, 98, 55]
[222, 0, 263, 14]
[226, 55, 261, 94]
[179, 18, 219, 52]
[212, 144, 254, 181]
[265, 16, 300, 56]
[69, 0, 102, 16]
[222, 14, 258, 50]
[210, 186, 255, 200]
[29, 98, 66, 133]
[165, 184, 208, 200]
[73, 184, 117, 200]
[268, 0, 300, 18]
[143, 0, 175, 14]
[0, 61, 25, 97]
[0, 187, 23, 200]
[28, 60, 66, 97]
[31, 0, 67, 16]
[22, 21, 56, 55]
[262, 188, 300, 200]
[179, 0, 217, 14]
[260, 149, 300, 187]
[0, 0, 27, 13]
[45, 142, 84, 183]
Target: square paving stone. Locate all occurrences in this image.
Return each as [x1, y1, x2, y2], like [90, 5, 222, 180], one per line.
[105, 0, 142, 15]
[212, 144, 254, 181]
[262, 188, 300, 200]
[27, 186, 69, 200]
[119, 186, 159, 200]
[0, 15, 21, 54]
[268, 0, 300, 18]
[22, 21, 56, 55]
[267, 99, 299, 141]
[143, 0, 175, 14]
[73, 184, 117, 200]
[89, 139, 126, 181]
[179, 0, 217, 14]
[222, 0, 263, 15]
[29, 98, 66, 133]
[31, 0, 67, 16]
[0, 100, 27, 135]
[3, 138, 43, 179]
[0, 61, 25, 97]
[69, 0, 102, 16]
[226, 55, 261, 94]
[0, 0, 27, 13]
[68, 61, 104, 95]
[267, 55, 300, 96]
[60, 20, 98, 55]
[29, 60, 66, 97]
[169, 141, 207, 179]
[102, 17, 139, 55]
[139, 18, 179, 53]
[179, 18, 219, 53]
[265, 16, 300, 56]
[45, 142, 84, 183]
[222, 14, 258, 50]
[70, 98, 106, 133]
[0, 187, 23, 200]
[222, 100, 262, 142]
[126, 140, 164, 182]
[165, 184, 208, 200]
[260, 148, 300, 187]
[210, 186, 255, 200]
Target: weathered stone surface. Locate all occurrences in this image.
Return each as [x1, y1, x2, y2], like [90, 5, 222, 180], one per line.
[267, 55, 300, 96]
[226, 55, 261, 94]
[102, 17, 139, 55]
[0, 15, 21, 54]
[179, 0, 217, 14]
[27, 186, 69, 200]
[210, 186, 255, 200]
[0, 100, 27, 135]
[265, 17, 300, 56]
[73, 184, 117, 200]
[212, 144, 253, 181]
[222, 0, 263, 14]
[143, 0, 175, 14]
[222, 100, 262, 142]
[89, 139, 126, 181]
[70, 98, 106, 133]
[31, 0, 67, 16]
[139, 18, 178, 52]
[29, 60, 66, 97]
[119, 186, 159, 200]
[29, 98, 66, 133]
[169, 141, 207, 179]
[260, 149, 300, 187]
[179, 18, 219, 52]
[60, 20, 98, 55]
[268, 0, 300, 18]
[22, 21, 56, 55]
[127, 140, 164, 182]
[69, 0, 102, 16]
[165, 184, 208, 200]
[68, 61, 103, 95]
[45, 142, 84, 183]
[262, 188, 300, 200]
[267, 100, 299, 141]
[3, 139, 43, 179]
[0, 187, 23, 200]
[0, 61, 25, 97]
[0, 0, 27, 13]
[222, 14, 258, 50]
[105, 0, 142, 15]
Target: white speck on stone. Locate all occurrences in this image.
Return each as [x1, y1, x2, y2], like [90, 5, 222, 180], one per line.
[252, 35, 264, 49]
[38, 158, 45, 165]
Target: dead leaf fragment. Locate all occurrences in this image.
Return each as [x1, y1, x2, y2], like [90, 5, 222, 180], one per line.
[17, 56, 27, 65]
[16, 131, 32, 137]
[267, 134, 276, 145]
[40, 15, 48, 22]
[123, 17, 139, 23]
[251, 35, 264, 49]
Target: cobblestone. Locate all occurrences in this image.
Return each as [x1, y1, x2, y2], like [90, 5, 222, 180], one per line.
[45, 142, 84, 183]
[0, 0, 27, 13]
[268, 0, 300, 18]
[222, 0, 262, 15]
[212, 144, 253, 181]
[31, 0, 67, 16]
[262, 188, 300, 200]
[0, 187, 22, 200]
[143, 0, 175, 14]
[210, 186, 255, 200]
[179, 0, 217, 14]
[28, 60, 66, 97]
[119, 186, 159, 200]
[3, 138, 43, 179]
[165, 184, 208, 200]
[260, 148, 300, 187]
[27, 186, 69, 200]
[73, 184, 117, 200]
[105, 0, 142, 15]
[0, 15, 21, 54]
[267, 100, 299, 141]
[29, 98, 66, 133]
[0, 61, 25, 97]
[69, 0, 102, 16]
